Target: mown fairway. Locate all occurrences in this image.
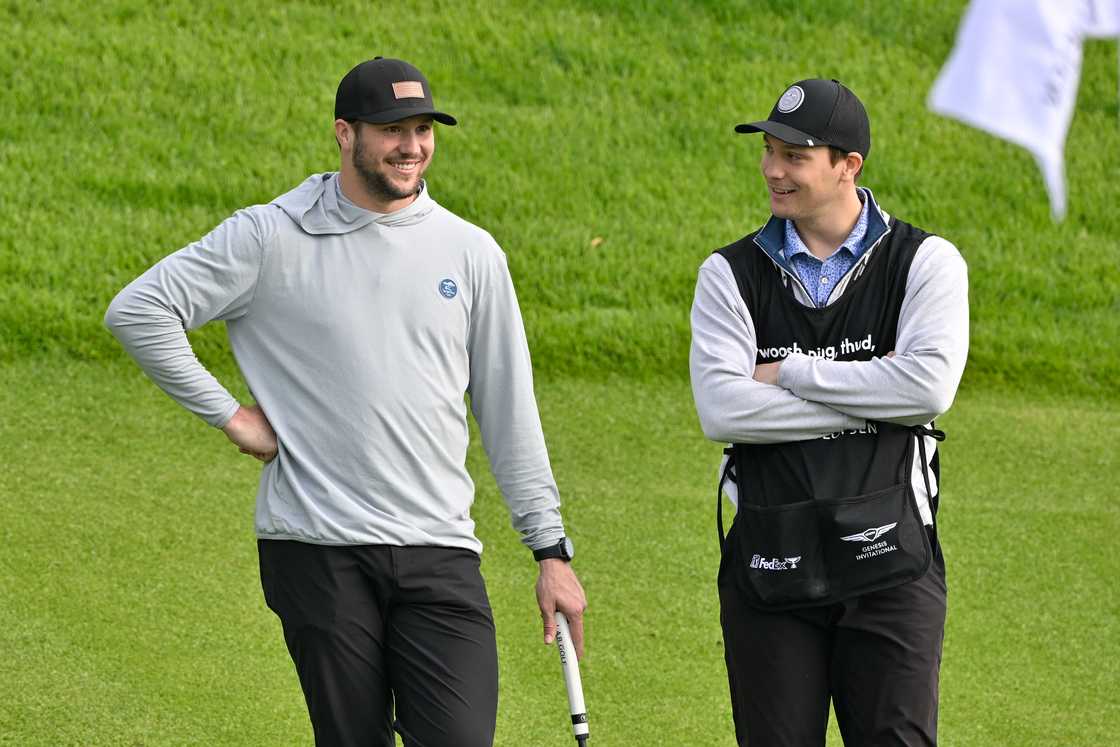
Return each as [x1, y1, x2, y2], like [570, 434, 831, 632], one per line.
[2, 1, 1118, 745]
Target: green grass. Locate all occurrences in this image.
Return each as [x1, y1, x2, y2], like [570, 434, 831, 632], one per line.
[2, 0, 1118, 398]
[2, 359, 1117, 744]
[3, 1, 1120, 744]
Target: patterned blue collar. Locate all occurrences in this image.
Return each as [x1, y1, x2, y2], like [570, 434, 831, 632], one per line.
[783, 188, 871, 262]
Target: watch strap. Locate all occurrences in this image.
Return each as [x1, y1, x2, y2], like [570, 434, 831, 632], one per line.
[533, 537, 572, 562]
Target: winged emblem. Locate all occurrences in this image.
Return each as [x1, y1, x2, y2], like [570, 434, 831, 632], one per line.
[841, 523, 898, 543]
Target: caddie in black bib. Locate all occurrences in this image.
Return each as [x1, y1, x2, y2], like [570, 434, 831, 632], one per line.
[715, 217, 944, 611]
[692, 75, 967, 747]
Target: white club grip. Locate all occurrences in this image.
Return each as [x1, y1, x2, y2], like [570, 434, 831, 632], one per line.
[555, 612, 589, 738]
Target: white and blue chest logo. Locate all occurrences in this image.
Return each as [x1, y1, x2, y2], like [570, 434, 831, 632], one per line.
[438, 278, 458, 299]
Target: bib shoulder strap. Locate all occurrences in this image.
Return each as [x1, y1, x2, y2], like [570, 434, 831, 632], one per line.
[716, 446, 735, 547]
[911, 422, 946, 516]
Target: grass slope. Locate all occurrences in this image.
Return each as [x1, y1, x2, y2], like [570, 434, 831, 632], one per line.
[1, 0, 1118, 398]
[2, 359, 1117, 745]
[3, 2, 1119, 745]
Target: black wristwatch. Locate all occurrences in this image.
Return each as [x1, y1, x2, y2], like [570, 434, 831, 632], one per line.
[533, 537, 574, 562]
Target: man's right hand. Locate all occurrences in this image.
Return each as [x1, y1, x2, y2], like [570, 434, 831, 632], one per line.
[536, 559, 588, 659]
[222, 404, 278, 462]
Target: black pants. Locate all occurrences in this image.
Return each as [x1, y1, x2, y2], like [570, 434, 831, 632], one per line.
[719, 531, 947, 746]
[258, 540, 499, 747]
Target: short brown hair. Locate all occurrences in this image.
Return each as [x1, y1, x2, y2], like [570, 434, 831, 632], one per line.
[829, 146, 863, 182]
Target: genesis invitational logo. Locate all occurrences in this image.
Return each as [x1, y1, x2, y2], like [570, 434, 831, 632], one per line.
[840, 523, 898, 543]
[842, 523, 901, 561]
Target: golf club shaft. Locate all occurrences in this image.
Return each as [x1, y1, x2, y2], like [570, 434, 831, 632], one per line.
[555, 611, 589, 743]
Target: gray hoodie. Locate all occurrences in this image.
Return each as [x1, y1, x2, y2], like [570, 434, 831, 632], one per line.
[105, 173, 564, 553]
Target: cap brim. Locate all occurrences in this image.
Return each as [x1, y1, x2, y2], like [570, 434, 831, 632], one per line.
[734, 120, 825, 147]
[346, 106, 457, 126]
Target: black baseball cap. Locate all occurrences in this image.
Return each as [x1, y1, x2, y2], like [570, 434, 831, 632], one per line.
[335, 57, 457, 126]
[736, 79, 870, 158]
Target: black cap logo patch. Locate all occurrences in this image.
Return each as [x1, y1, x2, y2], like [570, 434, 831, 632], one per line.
[392, 81, 424, 99]
[777, 85, 805, 114]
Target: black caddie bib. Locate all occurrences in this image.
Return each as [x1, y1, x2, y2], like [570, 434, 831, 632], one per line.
[715, 218, 942, 611]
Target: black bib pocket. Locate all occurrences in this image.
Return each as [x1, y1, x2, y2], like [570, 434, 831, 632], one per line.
[823, 482, 930, 592]
[733, 498, 830, 606]
[728, 482, 930, 611]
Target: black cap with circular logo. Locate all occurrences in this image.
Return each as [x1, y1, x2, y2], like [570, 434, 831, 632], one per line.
[736, 79, 870, 158]
[335, 57, 457, 126]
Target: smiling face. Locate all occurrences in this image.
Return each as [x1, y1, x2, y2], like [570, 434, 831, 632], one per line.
[339, 115, 435, 212]
[760, 133, 859, 222]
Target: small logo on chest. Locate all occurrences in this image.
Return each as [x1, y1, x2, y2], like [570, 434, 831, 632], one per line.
[438, 278, 458, 299]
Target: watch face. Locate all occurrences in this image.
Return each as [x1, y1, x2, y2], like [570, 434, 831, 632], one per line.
[562, 537, 574, 560]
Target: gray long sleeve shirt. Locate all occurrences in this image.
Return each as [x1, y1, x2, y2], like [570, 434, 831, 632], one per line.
[105, 173, 564, 553]
[690, 193, 969, 524]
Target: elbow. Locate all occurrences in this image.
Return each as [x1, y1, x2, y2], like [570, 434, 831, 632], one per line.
[695, 405, 731, 442]
[103, 289, 149, 342]
[895, 351, 963, 422]
[925, 387, 957, 419]
[103, 293, 131, 338]
[907, 385, 956, 424]
[700, 421, 724, 442]
[103, 296, 123, 334]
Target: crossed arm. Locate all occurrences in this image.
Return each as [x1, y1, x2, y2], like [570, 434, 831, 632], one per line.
[690, 237, 969, 441]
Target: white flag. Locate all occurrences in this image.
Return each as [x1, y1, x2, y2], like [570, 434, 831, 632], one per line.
[928, 0, 1117, 220]
[1086, 0, 1120, 35]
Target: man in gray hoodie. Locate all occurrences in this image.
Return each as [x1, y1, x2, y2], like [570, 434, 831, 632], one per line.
[105, 57, 586, 746]
[690, 80, 968, 745]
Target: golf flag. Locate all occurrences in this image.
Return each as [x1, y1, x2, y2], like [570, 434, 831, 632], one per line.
[1086, 0, 1120, 35]
[929, 0, 1120, 220]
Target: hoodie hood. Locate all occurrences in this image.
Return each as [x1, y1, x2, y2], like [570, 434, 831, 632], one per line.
[271, 172, 436, 235]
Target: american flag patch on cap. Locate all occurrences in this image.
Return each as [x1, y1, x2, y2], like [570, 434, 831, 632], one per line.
[392, 81, 424, 99]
